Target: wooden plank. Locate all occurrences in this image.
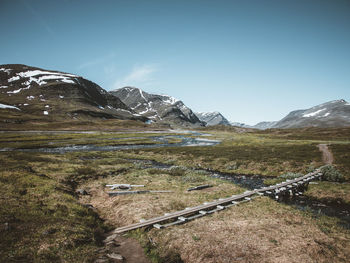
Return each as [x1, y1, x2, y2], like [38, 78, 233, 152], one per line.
[113, 169, 322, 234]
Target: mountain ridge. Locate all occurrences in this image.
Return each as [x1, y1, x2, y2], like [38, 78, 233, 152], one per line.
[271, 99, 350, 129]
[0, 64, 147, 123]
[110, 87, 204, 127]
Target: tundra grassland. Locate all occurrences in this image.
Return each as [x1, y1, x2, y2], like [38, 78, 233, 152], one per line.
[0, 127, 349, 262]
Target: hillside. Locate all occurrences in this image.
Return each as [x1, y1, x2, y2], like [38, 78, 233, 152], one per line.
[272, 99, 350, 129]
[0, 64, 147, 125]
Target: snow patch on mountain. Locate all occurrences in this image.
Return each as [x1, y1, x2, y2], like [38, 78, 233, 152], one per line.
[0, 68, 12, 74]
[6, 69, 77, 90]
[303, 108, 326, 117]
[195, 111, 231, 126]
[161, 95, 178, 105]
[0, 103, 20, 110]
[7, 87, 29, 94]
[110, 87, 202, 126]
[272, 99, 350, 128]
[17, 70, 78, 78]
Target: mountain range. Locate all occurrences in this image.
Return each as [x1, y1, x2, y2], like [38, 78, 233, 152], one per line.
[1, 64, 349, 129]
[229, 100, 350, 129]
[110, 87, 204, 127]
[269, 99, 350, 129]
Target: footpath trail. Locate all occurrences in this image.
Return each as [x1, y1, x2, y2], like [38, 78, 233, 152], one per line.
[318, 144, 334, 164]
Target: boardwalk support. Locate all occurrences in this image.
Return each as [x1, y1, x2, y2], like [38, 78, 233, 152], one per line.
[112, 170, 323, 234]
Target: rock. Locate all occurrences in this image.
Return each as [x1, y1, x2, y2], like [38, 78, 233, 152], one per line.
[104, 234, 117, 243]
[42, 228, 56, 236]
[76, 189, 89, 195]
[19, 189, 27, 195]
[107, 253, 123, 260]
[106, 241, 120, 248]
[82, 204, 94, 209]
[37, 173, 50, 179]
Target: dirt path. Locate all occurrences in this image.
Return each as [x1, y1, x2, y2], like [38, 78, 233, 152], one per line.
[95, 234, 151, 263]
[318, 144, 334, 164]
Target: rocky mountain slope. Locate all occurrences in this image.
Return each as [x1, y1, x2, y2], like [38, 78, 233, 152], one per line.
[271, 99, 350, 129]
[253, 121, 278, 130]
[110, 87, 203, 127]
[231, 100, 350, 130]
[196, 111, 231, 126]
[0, 64, 146, 123]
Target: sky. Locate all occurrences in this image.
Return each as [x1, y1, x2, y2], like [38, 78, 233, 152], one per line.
[0, 0, 349, 125]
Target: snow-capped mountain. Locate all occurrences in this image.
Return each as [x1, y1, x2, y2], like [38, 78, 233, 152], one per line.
[110, 87, 203, 127]
[195, 111, 231, 126]
[0, 64, 146, 122]
[252, 121, 278, 130]
[271, 99, 350, 128]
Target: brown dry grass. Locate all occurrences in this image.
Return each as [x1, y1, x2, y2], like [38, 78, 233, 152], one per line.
[149, 198, 349, 263]
[305, 182, 350, 204]
[80, 169, 350, 263]
[79, 169, 242, 227]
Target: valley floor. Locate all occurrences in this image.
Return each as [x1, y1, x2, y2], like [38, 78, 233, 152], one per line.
[0, 127, 349, 262]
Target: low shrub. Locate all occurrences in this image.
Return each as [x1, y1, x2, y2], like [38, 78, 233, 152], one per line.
[279, 172, 303, 179]
[320, 165, 345, 182]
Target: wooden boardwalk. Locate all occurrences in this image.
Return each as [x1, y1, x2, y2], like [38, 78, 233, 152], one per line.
[113, 169, 322, 234]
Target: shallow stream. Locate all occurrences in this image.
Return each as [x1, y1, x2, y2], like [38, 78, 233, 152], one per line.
[130, 158, 350, 228]
[0, 134, 220, 153]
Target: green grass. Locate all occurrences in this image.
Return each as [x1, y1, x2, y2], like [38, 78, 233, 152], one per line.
[130, 136, 322, 176]
[330, 144, 350, 180]
[0, 152, 111, 262]
[253, 127, 350, 141]
[0, 132, 182, 149]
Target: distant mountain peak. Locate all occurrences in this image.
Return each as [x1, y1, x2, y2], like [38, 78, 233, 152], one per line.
[110, 87, 203, 127]
[195, 111, 230, 126]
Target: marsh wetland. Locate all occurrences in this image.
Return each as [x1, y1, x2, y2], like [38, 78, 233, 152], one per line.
[1, 127, 350, 262]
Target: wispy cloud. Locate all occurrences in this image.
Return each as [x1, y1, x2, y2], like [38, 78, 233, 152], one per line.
[112, 64, 159, 90]
[78, 53, 116, 70]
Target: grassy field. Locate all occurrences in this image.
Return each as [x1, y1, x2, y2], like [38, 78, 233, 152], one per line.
[131, 132, 324, 176]
[0, 127, 350, 262]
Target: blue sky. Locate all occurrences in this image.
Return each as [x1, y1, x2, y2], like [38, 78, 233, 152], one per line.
[1, 0, 349, 125]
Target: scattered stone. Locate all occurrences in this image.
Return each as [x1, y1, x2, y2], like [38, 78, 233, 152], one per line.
[94, 258, 108, 263]
[4, 222, 9, 231]
[107, 253, 123, 260]
[76, 189, 89, 195]
[106, 241, 120, 248]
